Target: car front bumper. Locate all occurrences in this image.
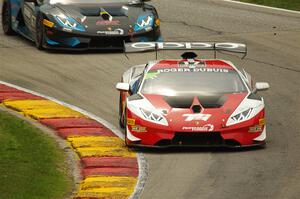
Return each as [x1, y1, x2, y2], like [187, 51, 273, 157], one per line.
[43, 27, 162, 50]
[126, 112, 266, 148]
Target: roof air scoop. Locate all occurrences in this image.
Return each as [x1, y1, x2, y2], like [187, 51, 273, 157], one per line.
[191, 97, 202, 113]
[192, 105, 202, 113]
[100, 9, 113, 21]
[181, 52, 198, 59]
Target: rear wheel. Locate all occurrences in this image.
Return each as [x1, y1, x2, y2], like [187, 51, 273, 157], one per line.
[35, 14, 45, 50]
[2, 0, 16, 35]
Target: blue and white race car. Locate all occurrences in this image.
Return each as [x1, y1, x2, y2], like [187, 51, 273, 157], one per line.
[2, 0, 162, 50]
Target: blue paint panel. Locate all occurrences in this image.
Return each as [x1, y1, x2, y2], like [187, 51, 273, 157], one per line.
[55, 16, 85, 32]
[46, 37, 60, 45]
[134, 15, 154, 32]
[10, 0, 21, 31]
[62, 37, 80, 47]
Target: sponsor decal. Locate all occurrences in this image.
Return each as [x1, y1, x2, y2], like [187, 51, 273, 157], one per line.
[134, 15, 154, 32]
[179, 60, 206, 68]
[248, 125, 263, 133]
[157, 68, 229, 73]
[182, 124, 214, 132]
[183, 113, 211, 121]
[127, 118, 136, 126]
[145, 71, 159, 80]
[136, 16, 153, 28]
[97, 28, 124, 35]
[126, 42, 247, 53]
[130, 42, 245, 51]
[132, 125, 147, 133]
[96, 20, 120, 26]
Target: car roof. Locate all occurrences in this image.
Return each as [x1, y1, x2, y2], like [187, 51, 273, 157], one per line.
[147, 59, 236, 71]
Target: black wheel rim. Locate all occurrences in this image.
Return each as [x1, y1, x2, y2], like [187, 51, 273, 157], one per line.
[2, 2, 10, 32]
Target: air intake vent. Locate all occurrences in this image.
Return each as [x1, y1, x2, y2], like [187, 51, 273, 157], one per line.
[80, 7, 101, 16]
[101, 12, 111, 20]
[163, 95, 228, 109]
[191, 104, 201, 113]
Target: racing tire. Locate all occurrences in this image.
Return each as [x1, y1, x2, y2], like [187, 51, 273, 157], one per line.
[35, 14, 45, 50]
[119, 94, 125, 128]
[2, 0, 16, 35]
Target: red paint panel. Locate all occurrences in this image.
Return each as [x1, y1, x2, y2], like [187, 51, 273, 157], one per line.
[0, 92, 44, 102]
[0, 85, 23, 93]
[57, 127, 116, 139]
[82, 167, 138, 177]
[81, 157, 138, 169]
[40, 118, 104, 130]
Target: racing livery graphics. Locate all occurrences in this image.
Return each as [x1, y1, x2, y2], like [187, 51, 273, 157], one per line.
[2, 0, 162, 50]
[116, 42, 270, 148]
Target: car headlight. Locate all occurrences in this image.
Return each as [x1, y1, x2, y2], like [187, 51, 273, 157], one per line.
[134, 15, 154, 32]
[231, 108, 253, 122]
[139, 107, 168, 126]
[55, 15, 85, 32]
[227, 108, 253, 126]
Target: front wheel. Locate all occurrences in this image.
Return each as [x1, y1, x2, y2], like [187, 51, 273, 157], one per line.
[35, 14, 45, 50]
[119, 94, 125, 128]
[2, 0, 16, 35]
[123, 109, 131, 147]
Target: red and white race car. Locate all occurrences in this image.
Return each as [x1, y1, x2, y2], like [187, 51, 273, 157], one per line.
[116, 42, 270, 147]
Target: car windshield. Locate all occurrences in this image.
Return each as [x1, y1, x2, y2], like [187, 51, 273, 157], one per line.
[141, 67, 248, 96]
[49, 0, 140, 4]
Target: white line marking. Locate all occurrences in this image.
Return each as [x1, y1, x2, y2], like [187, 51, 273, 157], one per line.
[223, 0, 300, 14]
[0, 80, 147, 199]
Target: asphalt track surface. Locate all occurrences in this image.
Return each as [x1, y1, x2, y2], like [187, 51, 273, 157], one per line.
[0, 1, 300, 199]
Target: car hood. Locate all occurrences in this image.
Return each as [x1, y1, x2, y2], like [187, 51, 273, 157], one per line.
[53, 3, 155, 35]
[142, 93, 248, 131]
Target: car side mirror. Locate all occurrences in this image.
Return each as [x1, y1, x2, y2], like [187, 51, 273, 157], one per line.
[116, 83, 130, 91]
[254, 82, 270, 93]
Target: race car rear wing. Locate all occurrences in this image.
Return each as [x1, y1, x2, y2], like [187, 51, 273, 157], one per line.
[124, 42, 247, 59]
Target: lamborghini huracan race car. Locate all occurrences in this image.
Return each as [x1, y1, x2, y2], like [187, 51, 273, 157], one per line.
[2, 0, 161, 50]
[116, 42, 270, 148]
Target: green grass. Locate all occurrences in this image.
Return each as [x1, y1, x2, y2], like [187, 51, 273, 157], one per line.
[238, 0, 300, 11]
[0, 111, 71, 199]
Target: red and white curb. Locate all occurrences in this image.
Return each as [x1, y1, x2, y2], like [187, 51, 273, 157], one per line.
[0, 80, 147, 199]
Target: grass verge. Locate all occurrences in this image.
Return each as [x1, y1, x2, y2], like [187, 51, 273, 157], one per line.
[0, 110, 71, 199]
[238, 0, 300, 11]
